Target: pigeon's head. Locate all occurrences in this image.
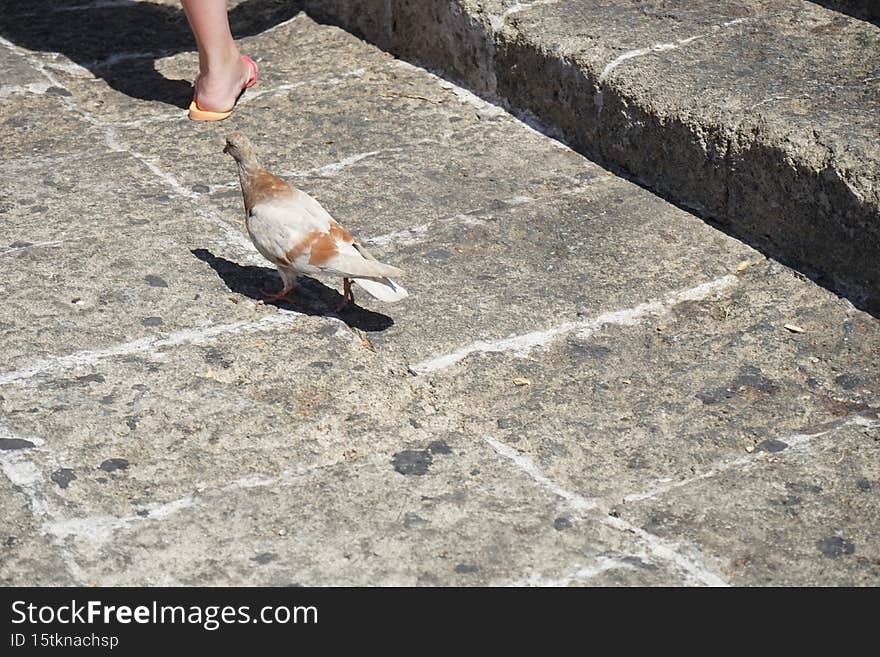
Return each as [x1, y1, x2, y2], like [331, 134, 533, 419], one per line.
[223, 132, 258, 166]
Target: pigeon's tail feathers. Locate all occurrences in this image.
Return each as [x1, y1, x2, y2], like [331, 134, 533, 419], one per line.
[350, 242, 403, 278]
[322, 252, 402, 279]
[364, 261, 403, 279]
[353, 277, 409, 303]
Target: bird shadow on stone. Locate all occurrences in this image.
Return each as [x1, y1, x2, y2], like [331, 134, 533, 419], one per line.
[0, 0, 307, 108]
[192, 248, 394, 332]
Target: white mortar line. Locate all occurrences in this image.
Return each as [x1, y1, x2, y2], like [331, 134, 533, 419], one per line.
[603, 514, 729, 586]
[373, 213, 493, 248]
[484, 434, 729, 586]
[441, 82, 509, 119]
[600, 43, 678, 83]
[198, 211, 266, 261]
[100, 123, 260, 258]
[102, 126, 196, 198]
[0, 240, 68, 257]
[42, 458, 348, 544]
[101, 118, 262, 260]
[747, 95, 792, 112]
[42, 59, 96, 77]
[0, 34, 168, 74]
[367, 209, 495, 248]
[0, 312, 303, 387]
[489, 0, 563, 31]
[412, 275, 738, 375]
[280, 136, 444, 180]
[484, 437, 597, 512]
[257, 11, 305, 37]
[85, 50, 173, 70]
[507, 556, 634, 587]
[281, 149, 385, 178]
[621, 413, 880, 504]
[206, 138, 445, 195]
[44, 497, 198, 545]
[598, 17, 753, 84]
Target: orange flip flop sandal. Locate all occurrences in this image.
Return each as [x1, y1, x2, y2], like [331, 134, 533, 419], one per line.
[188, 55, 259, 121]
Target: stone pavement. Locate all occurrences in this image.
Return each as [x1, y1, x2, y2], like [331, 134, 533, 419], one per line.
[0, 1, 878, 586]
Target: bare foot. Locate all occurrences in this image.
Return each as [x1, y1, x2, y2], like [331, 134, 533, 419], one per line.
[193, 53, 254, 112]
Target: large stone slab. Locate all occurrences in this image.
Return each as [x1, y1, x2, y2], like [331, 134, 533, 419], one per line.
[0, 324, 411, 520]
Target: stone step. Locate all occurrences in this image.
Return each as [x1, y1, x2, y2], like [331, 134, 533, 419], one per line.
[306, 0, 880, 314]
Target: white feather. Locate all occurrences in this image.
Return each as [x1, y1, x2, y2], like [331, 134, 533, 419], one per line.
[353, 277, 409, 302]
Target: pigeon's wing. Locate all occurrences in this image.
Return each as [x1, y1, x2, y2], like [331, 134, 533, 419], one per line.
[350, 241, 382, 263]
[290, 220, 403, 278]
[315, 242, 403, 278]
[289, 190, 337, 229]
[246, 191, 334, 267]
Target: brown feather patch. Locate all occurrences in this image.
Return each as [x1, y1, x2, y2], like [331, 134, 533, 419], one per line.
[244, 169, 294, 212]
[309, 234, 340, 265]
[329, 221, 353, 244]
[285, 231, 319, 263]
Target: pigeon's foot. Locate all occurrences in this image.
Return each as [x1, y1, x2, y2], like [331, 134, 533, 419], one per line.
[258, 288, 296, 304]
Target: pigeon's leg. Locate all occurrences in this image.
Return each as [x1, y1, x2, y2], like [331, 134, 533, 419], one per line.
[335, 278, 354, 312]
[258, 285, 296, 304]
[259, 269, 298, 304]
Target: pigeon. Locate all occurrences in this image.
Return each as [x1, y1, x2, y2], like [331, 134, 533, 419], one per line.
[223, 133, 408, 311]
